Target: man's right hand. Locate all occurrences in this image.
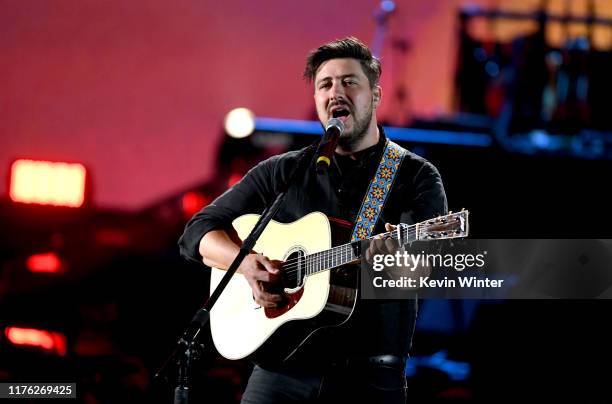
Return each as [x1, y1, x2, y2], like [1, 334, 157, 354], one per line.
[239, 253, 285, 308]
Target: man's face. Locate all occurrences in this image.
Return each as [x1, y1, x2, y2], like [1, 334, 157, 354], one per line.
[313, 58, 381, 150]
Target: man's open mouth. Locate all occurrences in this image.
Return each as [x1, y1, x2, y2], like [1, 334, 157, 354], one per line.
[331, 107, 350, 119]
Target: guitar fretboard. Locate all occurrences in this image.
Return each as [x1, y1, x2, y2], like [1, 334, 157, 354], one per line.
[303, 225, 417, 275]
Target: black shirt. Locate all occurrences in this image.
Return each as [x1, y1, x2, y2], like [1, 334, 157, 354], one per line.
[178, 127, 447, 360]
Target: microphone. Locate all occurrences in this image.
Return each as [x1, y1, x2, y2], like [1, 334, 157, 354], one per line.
[315, 118, 345, 174]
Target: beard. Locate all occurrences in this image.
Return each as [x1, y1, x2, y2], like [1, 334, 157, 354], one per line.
[337, 103, 373, 152]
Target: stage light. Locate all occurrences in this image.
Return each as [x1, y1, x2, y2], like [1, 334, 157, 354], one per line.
[4, 326, 67, 356]
[181, 191, 210, 218]
[26, 252, 63, 273]
[224, 108, 255, 139]
[227, 173, 242, 188]
[381, 0, 395, 13]
[9, 159, 86, 207]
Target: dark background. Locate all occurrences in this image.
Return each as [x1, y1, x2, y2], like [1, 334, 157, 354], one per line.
[2, 1, 612, 403]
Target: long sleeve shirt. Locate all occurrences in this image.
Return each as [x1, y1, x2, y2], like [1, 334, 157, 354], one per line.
[179, 126, 447, 363]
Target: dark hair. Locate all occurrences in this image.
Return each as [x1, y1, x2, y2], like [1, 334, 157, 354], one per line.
[303, 37, 381, 88]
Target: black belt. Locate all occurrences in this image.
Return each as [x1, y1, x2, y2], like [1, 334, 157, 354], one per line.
[365, 354, 406, 368]
[337, 354, 407, 370]
[260, 354, 407, 373]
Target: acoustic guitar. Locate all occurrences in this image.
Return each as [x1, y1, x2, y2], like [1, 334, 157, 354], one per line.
[210, 210, 469, 362]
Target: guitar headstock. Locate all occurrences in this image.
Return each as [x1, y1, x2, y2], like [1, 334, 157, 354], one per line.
[418, 209, 469, 240]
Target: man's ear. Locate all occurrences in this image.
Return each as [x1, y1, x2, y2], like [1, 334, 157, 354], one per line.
[373, 86, 382, 108]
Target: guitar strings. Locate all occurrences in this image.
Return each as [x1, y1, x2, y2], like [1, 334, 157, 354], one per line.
[255, 214, 462, 271]
[279, 221, 462, 280]
[242, 213, 463, 284]
[279, 226, 419, 277]
[279, 223, 452, 272]
[279, 239, 404, 279]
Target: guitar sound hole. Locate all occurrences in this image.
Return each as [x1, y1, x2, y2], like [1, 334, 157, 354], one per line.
[283, 249, 306, 289]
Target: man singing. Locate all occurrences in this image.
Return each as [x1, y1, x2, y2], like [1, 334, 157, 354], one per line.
[179, 37, 447, 403]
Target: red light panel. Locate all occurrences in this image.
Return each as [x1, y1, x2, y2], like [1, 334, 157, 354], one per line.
[9, 159, 86, 207]
[181, 191, 210, 218]
[26, 252, 63, 273]
[4, 327, 67, 356]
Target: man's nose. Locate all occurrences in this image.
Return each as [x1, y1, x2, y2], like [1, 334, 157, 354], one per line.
[330, 81, 345, 99]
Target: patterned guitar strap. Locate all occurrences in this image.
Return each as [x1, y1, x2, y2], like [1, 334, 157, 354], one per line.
[351, 139, 406, 242]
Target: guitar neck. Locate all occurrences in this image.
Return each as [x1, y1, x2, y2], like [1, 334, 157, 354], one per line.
[298, 210, 469, 275]
[301, 224, 418, 276]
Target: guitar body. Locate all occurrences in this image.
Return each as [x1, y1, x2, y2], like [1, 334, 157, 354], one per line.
[209, 209, 470, 364]
[209, 212, 358, 363]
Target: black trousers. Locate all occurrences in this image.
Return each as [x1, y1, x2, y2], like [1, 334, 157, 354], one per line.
[241, 359, 407, 404]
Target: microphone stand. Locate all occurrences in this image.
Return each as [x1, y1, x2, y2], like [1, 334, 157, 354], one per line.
[155, 142, 318, 404]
